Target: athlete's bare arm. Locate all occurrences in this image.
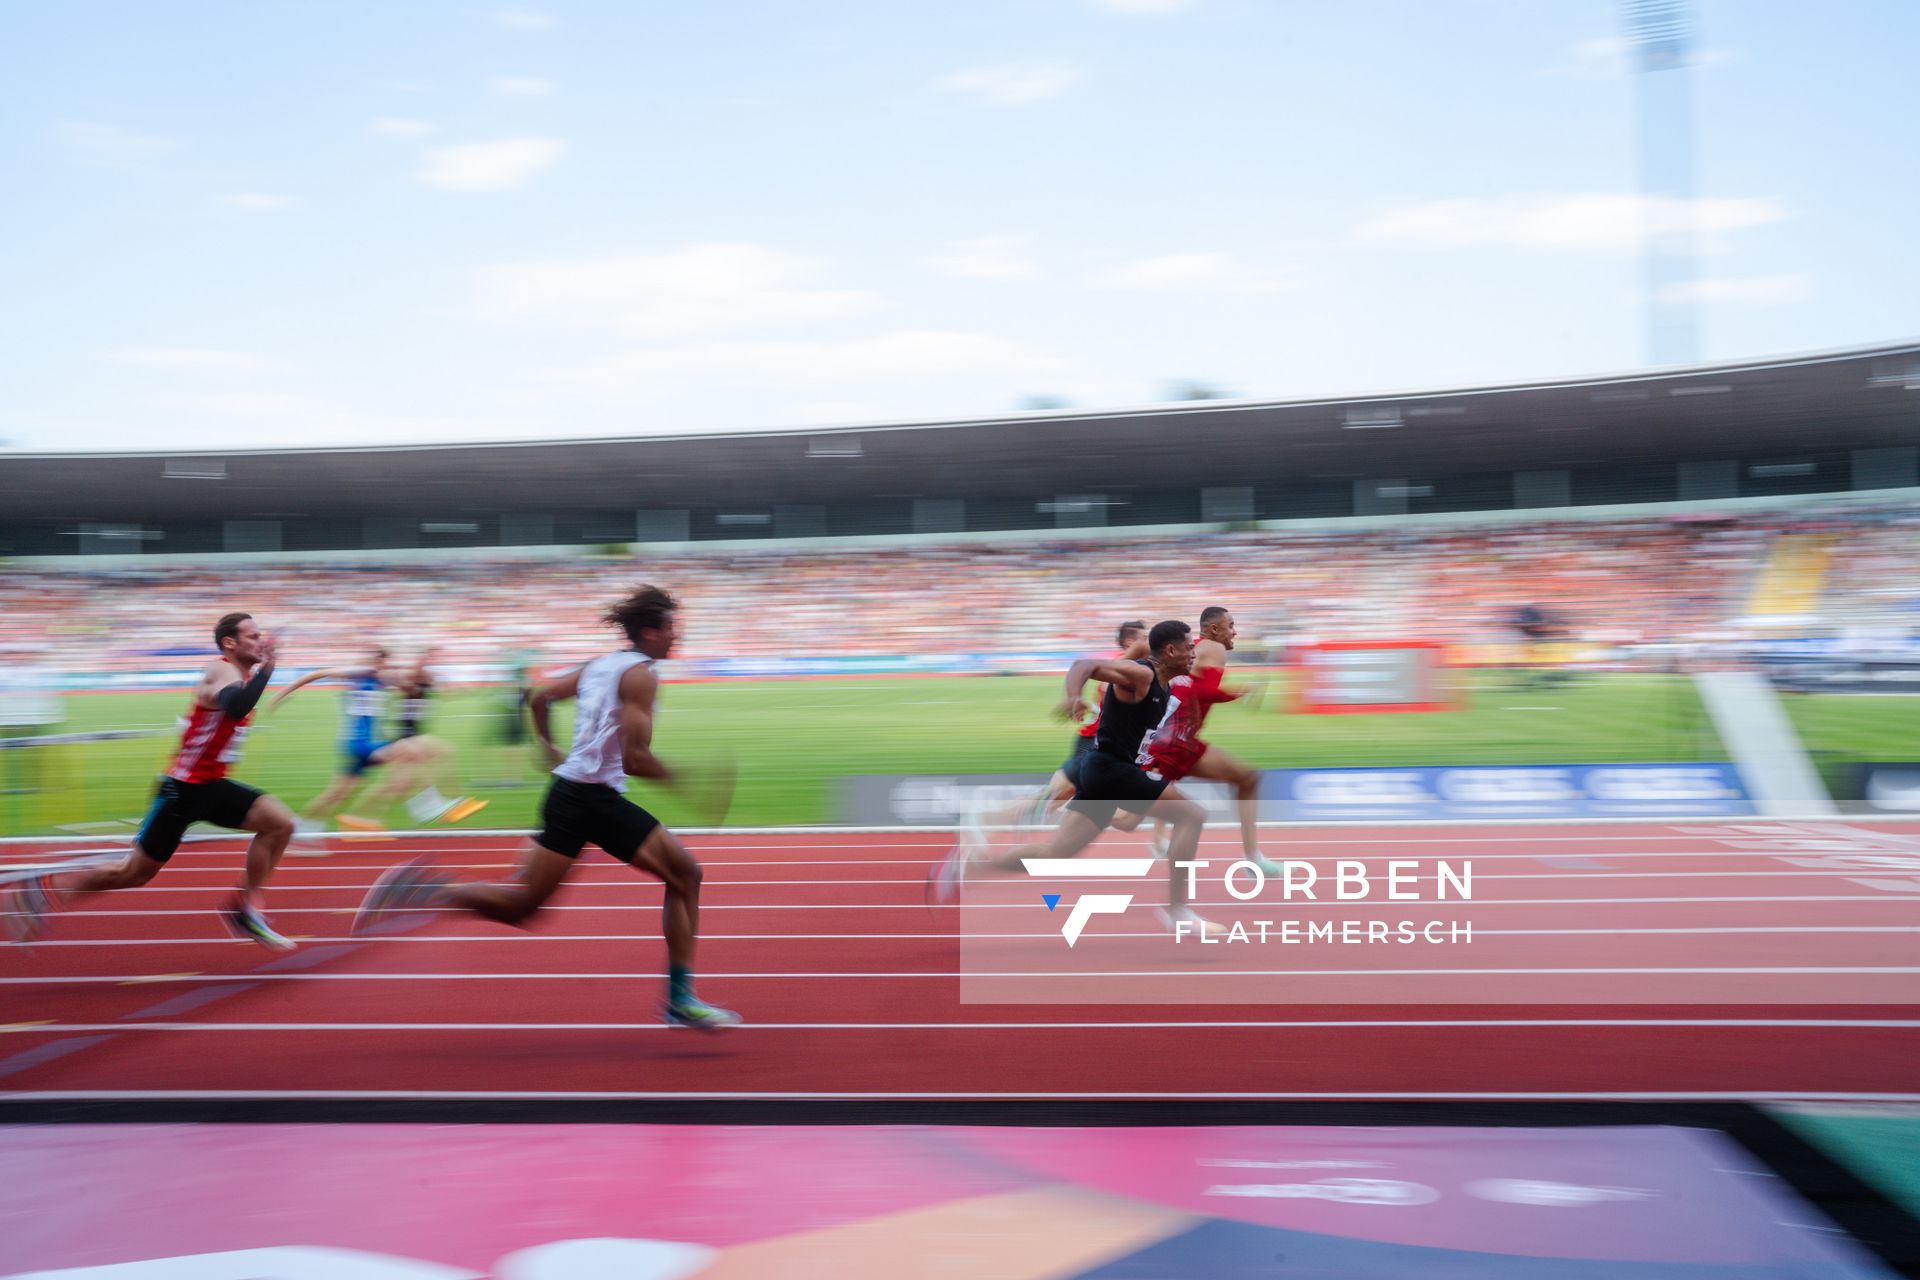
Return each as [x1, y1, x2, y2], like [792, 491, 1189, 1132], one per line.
[265, 664, 369, 711]
[615, 662, 671, 781]
[1058, 656, 1153, 721]
[527, 666, 583, 769]
[205, 635, 277, 715]
[1192, 637, 1250, 700]
[195, 659, 241, 710]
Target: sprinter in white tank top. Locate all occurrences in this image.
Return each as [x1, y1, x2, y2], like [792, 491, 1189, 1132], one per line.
[352, 585, 741, 1030]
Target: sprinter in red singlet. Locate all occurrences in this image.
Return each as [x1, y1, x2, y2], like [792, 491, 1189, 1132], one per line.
[2, 612, 299, 949]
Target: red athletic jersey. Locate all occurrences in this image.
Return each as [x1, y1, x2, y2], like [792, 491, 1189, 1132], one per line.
[1139, 665, 1237, 779]
[1078, 648, 1132, 738]
[165, 676, 252, 783]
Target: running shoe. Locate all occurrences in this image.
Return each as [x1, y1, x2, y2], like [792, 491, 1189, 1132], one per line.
[439, 797, 489, 824]
[222, 899, 296, 951]
[662, 996, 743, 1030]
[1156, 905, 1228, 941]
[336, 814, 386, 832]
[926, 842, 967, 905]
[352, 857, 449, 935]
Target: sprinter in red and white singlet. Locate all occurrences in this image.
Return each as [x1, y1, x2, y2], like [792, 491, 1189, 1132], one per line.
[3, 612, 300, 949]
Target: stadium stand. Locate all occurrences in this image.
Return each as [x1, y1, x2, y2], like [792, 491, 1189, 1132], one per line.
[4, 502, 1915, 679]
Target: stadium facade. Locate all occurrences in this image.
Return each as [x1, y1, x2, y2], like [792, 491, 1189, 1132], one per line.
[3, 342, 1916, 558]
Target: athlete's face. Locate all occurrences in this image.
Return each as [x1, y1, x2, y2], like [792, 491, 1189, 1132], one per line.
[223, 618, 268, 665]
[638, 613, 678, 660]
[1158, 639, 1195, 678]
[1206, 613, 1237, 650]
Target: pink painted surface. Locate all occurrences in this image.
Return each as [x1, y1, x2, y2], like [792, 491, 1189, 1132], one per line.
[0, 1123, 1884, 1277]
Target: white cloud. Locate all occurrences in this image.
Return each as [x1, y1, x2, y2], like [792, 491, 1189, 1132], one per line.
[1090, 251, 1284, 292]
[492, 75, 554, 97]
[490, 7, 556, 30]
[1088, 0, 1199, 13]
[106, 347, 277, 375]
[1659, 274, 1811, 305]
[475, 242, 881, 339]
[926, 237, 1035, 281]
[49, 119, 177, 167]
[1356, 194, 1788, 252]
[937, 62, 1084, 106]
[418, 136, 565, 191]
[542, 330, 1061, 389]
[218, 192, 297, 212]
[371, 117, 438, 138]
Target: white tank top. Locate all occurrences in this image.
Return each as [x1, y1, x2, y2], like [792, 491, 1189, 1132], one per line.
[554, 650, 653, 788]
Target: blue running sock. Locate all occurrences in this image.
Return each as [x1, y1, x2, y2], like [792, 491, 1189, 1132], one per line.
[669, 963, 693, 1006]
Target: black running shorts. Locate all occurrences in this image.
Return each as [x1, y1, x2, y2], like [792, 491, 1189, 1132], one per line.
[1064, 749, 1169, 832]
[135, 777, 265, 862]
[535, 775, 662, 862]
[1058, 732, 1098, 776]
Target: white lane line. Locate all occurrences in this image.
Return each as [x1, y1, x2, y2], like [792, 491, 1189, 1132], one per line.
[14, 825, 1912, 852]
[29, 894, 1920, 918]
[20, 923, 1920, 947]
[6, 1088, 1917, 1101]
[9, 1019, 1920, 1032]
[7, 967, 1919, 984]
[13, 849, 1896, 872]
[20, 870, 1919, 896]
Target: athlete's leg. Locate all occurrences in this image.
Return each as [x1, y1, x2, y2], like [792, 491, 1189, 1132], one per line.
[366, 737, 484, 824]
[236, 794, 296, 902]
[1039, 769, 1079, 817]
[978, 769, 1075, 832]
[933, 806, 1106, 904]
[31, 779, 189, 905]
[301, 771, 365, 823]
[41, 848, 165, 900]
[627, 825, 737, 1026]
[4, 846, 165, 943]
[1188, 744, 1269, 867]
[221, 793, 297, 949]
[358, 751, 419, 810]
[629, 826, 703, 975]
[1145, 789, 1207, 907]
[440, 841, 574, 926]
[997, 808, 1105, 869]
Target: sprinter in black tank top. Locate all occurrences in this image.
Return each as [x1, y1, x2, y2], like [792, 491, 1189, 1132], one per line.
[928, 619, 1226, 939]
[1091, 658, 1171, 760]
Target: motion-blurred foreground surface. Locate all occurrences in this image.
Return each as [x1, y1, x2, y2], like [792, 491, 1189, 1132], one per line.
[0, 1121, 1901, 1278]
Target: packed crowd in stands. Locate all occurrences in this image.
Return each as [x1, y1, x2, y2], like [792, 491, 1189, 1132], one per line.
[2, 505, 1915, 680]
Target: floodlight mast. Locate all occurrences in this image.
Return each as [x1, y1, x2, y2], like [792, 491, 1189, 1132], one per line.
[1624, 0, 1699, 367]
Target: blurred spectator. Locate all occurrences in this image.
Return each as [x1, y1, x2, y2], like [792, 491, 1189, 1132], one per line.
[0, 505, 1913, 679]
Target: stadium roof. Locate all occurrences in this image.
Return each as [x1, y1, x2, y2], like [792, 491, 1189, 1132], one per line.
[3, 341, 1916, 523]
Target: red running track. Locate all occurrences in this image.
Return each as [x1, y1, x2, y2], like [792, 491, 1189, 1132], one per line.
[1, 820, 1917, 1101]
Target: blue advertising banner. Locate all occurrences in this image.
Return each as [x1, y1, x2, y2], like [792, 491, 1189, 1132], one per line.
[840, 764, 1755, 825]
[1262, 763, 1754, 821]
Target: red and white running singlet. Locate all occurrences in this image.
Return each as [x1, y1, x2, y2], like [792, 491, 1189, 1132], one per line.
[165, 680, 251, 784]
[1139, 665, 1236, 777]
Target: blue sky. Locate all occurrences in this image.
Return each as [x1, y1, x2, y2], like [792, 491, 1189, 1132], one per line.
[2, 0, 1915, 451]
